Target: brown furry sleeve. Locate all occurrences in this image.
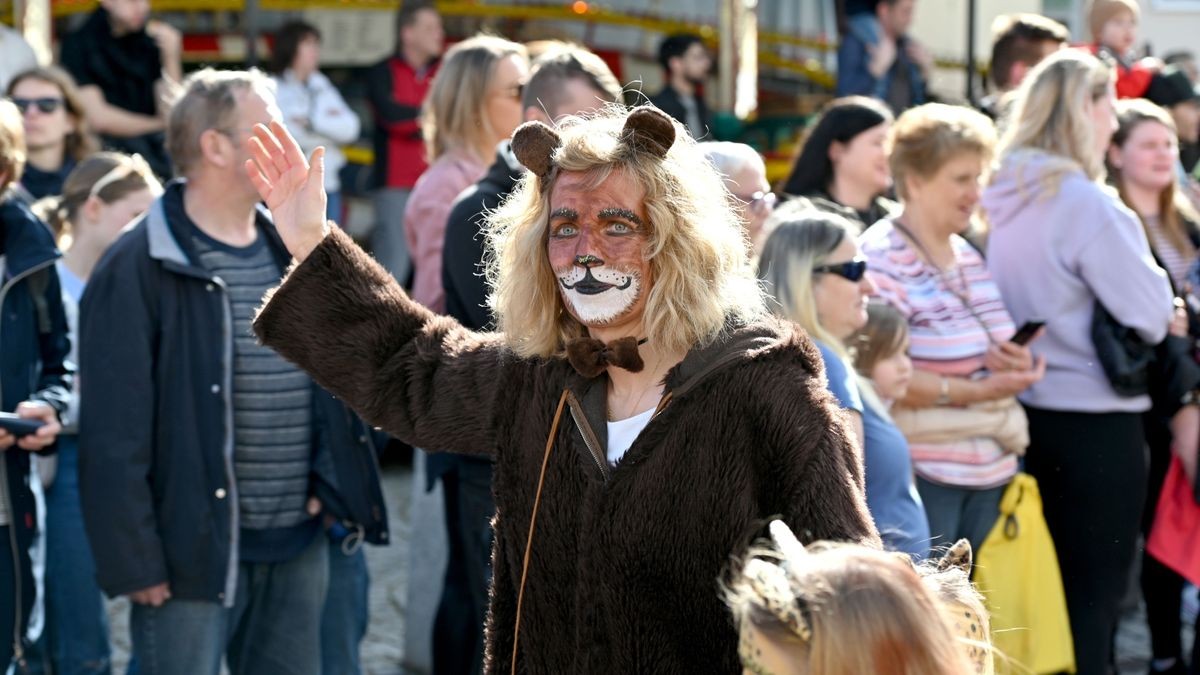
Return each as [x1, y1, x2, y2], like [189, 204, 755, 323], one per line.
[254, 227, 511, 456]
[752, 343, 881, 548]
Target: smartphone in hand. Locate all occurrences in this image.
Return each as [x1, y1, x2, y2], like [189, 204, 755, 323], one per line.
[1010, 320, 1046, 346]
[0, 412, 46, 438]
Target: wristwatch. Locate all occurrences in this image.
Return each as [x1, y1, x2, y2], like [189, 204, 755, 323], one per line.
[1182, 390, 1200, 407]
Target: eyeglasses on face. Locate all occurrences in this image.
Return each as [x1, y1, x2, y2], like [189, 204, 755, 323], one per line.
[812, 257, 868, 282]
[735, 190, 777, 212]
[11, 97, 63, 115]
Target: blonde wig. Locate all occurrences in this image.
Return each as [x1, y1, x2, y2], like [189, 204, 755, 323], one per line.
[995, 49, 1115, 182]
[420, 34, 527, 162]
[484, 105, 764, 359]
[756, 205, 857, 359]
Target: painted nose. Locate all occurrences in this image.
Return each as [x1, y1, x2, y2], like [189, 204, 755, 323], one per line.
[575, 254, 604, 268]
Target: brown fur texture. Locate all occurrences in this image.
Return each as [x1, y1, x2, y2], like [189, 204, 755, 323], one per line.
[511, 120, 562, 179]
[620, 106, 676, 158]
[565, 336, 645, 378]
[254, 228, 879, 674]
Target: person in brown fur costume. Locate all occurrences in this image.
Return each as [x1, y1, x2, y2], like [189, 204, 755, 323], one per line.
[243, 104, 879, 674]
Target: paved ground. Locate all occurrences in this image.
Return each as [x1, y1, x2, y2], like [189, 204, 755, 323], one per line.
[100, 463, 1184, 674]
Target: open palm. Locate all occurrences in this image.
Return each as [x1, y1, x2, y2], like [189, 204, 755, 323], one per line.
[245, 120, 329, 261]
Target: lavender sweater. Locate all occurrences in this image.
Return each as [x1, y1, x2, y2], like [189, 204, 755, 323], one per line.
[982, 149, 1173, 413]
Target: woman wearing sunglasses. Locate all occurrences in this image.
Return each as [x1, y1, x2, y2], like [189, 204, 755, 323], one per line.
[758, 207, 929, 558]
[6, 67, 97, 202]
[860, 102, 1043, 558]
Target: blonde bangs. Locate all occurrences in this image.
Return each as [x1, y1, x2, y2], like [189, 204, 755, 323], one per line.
[485, 106, 765, 359]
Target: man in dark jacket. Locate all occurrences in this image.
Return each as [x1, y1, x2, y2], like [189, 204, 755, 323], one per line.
[835, 0, 932, 114]
[0, 99, 70, 672]
[648, 34, 712, 141]
[366, 0, 443, 284]
[78, 69, 387, 675]
[437, 46, 622, 675]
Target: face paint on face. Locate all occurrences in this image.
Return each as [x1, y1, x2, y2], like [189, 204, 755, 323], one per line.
[556, 253, 642, 324]
[547, 170, 652, 330]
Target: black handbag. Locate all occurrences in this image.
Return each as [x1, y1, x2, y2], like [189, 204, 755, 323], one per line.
[1091, 300, 1155, 397]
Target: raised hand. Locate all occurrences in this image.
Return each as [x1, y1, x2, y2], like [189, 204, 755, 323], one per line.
[245, 121, 329, 262]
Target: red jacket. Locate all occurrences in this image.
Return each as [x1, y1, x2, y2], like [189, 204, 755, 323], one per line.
[367, 56, 439, 189]
[1087, 44, 1154, 99]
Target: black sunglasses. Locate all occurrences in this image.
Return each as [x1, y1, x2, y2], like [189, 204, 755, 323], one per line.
[11, 97, 63, 115]
[813, 257, 868, 282]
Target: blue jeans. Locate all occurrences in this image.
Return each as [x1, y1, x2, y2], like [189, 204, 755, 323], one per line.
[320, 534, 369, 675]
[914, 477, 1007, 559]
[26, 436, 113, 675]
[130, 531, 329, 675]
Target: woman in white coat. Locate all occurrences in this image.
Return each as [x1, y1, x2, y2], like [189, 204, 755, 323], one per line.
[269, 20, 360, 222]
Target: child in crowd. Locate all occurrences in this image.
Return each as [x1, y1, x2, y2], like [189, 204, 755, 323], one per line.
[1088, 0, 1158, 99]
[851, 302, 931, 559]
[727, 520, 991, 674]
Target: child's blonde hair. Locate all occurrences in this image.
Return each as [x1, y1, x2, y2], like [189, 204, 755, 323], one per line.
[726, 521, 987, 675]
[853, 302, 909, 378]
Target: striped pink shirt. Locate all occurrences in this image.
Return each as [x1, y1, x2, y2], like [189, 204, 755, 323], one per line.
[860, 220, 1018, 488]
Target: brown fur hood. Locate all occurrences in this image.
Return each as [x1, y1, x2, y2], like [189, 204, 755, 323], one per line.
[255, 228, 878, 674]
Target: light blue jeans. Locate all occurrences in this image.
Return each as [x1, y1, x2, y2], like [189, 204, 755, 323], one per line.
[320, 535, 369, 675]
[129, 532, 329, 675]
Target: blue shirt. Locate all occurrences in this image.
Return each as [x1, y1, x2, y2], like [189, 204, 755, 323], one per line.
[815, 341, 862, 413]
[815, 341, 929, 558]
[860, 392, 930, 559]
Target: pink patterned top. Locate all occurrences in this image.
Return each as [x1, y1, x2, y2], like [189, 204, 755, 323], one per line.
[860, 219, 1019, 488]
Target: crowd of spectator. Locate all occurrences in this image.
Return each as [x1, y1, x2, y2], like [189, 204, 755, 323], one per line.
[2, 0, 1200, 673]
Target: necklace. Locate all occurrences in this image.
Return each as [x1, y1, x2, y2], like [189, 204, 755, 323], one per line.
[608, 351, 666, 422]
[892, 219, 997, 347]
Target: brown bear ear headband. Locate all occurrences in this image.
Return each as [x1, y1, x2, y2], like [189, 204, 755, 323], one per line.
[510, 106, 677, 180]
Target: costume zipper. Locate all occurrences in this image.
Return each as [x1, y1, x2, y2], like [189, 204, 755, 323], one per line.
[565, 392, 608, 481]
[0, 256, 57, 667]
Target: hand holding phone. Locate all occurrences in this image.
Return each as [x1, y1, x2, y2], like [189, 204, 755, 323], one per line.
[0, 412, 46, 439]
[1010, 320, 1046, 346]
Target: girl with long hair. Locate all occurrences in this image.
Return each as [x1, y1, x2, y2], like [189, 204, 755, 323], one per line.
[1108, 98, 1200, 675]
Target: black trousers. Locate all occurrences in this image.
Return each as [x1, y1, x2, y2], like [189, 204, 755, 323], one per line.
[432, 457, 496, 675]
[1024, 406, 1148, 675]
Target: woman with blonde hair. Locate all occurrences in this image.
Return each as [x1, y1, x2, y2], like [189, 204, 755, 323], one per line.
[982, 49, 1175, 673]
[727, 520, 989, 675]
[27, 152, 160, 675]
[758, 208, 929, 559]
[859, 102, 1041, 559]
[397, 35, 528, 672]
[403, 34, 528, 313]
[243, 105, 878, 673]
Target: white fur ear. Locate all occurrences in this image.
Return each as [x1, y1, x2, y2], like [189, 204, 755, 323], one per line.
[768, 520, 807, 562]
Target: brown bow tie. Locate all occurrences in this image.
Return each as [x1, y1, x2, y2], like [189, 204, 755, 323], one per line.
[565, 337, 647, 378]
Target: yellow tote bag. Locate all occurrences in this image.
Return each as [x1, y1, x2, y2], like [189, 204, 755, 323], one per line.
[973, 473, 1075, 674]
